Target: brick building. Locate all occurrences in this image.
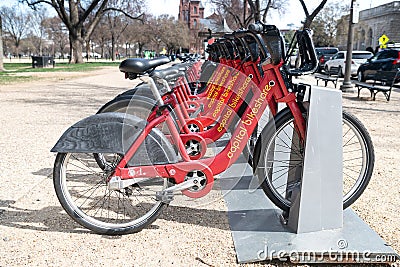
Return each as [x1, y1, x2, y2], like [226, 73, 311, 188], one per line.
[337, 1, 400, 51]
[178, 0, 205, 52]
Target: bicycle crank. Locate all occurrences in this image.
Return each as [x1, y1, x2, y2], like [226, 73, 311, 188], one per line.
[156, 168, 214, 203]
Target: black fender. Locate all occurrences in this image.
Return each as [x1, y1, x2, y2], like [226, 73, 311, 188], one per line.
[51, 112, 177, 166]
[97, 95, 156, 114]
[118, 83, 153, 98]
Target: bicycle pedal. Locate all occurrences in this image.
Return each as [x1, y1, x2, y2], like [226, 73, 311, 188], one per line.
[279, 211, 289, 225]
[156, 191, 174, 204]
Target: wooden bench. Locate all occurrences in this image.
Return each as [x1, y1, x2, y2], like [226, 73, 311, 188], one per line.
[353, 70, 400, 101]
[315, 68, 340, 88]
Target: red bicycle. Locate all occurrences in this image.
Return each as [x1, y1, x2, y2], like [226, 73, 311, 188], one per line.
[51, 23, 374, 235]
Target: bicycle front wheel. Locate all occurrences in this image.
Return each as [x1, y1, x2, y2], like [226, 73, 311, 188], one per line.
[255, 109, 374, 212]
[53, 152, 168, 235]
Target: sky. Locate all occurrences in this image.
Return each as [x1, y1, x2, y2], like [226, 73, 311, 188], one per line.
[147, 0, 396, 28]
[1, 0, 397, 29]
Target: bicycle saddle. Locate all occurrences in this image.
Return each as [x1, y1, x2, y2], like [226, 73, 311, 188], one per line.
[119, 56, 170, 75]
[151, 68, 180, 79]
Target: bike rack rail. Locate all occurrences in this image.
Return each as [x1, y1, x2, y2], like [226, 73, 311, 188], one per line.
[219, 86, 399, 264]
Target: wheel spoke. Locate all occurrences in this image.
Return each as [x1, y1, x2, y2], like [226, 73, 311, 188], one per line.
[258, 111, 373, 212]
[54, 152, 167, 234]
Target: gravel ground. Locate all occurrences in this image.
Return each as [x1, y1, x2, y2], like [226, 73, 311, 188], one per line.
[0, 67, 398, 266]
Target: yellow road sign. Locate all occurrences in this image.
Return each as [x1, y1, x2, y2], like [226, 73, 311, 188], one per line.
[379, 34, 390, 48]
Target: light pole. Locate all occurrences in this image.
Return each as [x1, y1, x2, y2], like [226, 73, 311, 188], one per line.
[340, 0, 356, 92]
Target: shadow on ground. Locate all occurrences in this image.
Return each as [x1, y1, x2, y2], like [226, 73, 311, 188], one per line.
[0, 199, 234, 234]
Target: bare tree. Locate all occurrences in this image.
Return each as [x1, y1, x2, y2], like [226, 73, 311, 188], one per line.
[125, 17, 153, 57]
[209, 0, 247, 28]
[91, 18, 111, 58]
[153, 15, 190, 54]
[298, 0, 328, 28]
[29, 6, 48, 55]
[164, 19, 190, 54]
[21, 0, 144, 63]
[43, 16, 69, 58]
[0, 6, 31, 56]
[105, 10, 129, 61]
[209, 0, 288, 29]
[312, 2, 348, 46]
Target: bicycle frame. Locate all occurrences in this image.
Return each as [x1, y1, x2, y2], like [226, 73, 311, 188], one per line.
[51, 23, 374, 236]
[145, 54, 289, 147]
[111, 60, 306, 188]
[144, 39, 264, 138]
[108, 25, 318, 197]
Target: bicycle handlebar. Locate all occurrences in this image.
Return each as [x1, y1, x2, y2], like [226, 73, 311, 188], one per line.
[234, 22, 284, 66]
[206, 22, 318, 76]
[285, 29, 318, 76]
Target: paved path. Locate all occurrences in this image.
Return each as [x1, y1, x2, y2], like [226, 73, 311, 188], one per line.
[0, 68, 398, 266]
[0, 67, 235, 266]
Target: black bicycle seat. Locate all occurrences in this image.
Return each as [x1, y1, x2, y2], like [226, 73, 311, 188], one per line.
[151, 68, 180, 79]
[119, 56, 170, 75]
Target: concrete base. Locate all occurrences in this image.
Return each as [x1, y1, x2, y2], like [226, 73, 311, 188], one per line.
[220, 163, 399, 264]
[340, 81, 356, 92]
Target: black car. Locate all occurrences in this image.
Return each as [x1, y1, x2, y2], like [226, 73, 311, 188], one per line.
[357, 49, 400, 84]
[315, 47, 339, 72]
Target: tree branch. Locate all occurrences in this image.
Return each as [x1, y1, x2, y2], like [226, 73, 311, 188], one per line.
[80, 0, 103, 22]
[262, 0, 272, 22]
[103, 7, 144, 22]
[223, 7, 244, 28]
[20, 0, 53, 9]
[309, 0, 328, 21]
[55, 0, 72, 31]
[301, 0, 328, 28]
[82, 0, 109, 38]
[298, 0, 309, 17]
[247, 0, 256, 21]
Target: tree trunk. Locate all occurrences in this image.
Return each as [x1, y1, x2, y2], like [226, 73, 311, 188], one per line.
[39, 39, 43, 55]
[69, 31, 84, 64]
[111, 34, 116, 61]
[0, 16, 4, 71]
[100, 44, 104, 58]
[86, 40, 91, 61]
[138, 43, 143, 57]
[255, 0, 261, 22]
[15, 40, 20, 58]
[303, 17, 313, 28]
[68, 0, 83, 64]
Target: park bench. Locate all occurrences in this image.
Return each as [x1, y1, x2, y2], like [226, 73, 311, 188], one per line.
[314, 68, 340, 88]
[353, 70, 400, 101]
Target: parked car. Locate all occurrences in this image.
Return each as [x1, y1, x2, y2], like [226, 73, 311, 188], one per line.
[315, 47, 339, 72]
[324, 51, 373, 77]
[357, 49, 400, 84]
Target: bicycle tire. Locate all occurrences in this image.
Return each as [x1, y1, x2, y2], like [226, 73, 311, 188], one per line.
[254, 108, 374, 212]
[53, 152, 170, 235]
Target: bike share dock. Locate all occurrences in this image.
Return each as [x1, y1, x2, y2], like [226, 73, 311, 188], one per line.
[219, 86, 399, 264]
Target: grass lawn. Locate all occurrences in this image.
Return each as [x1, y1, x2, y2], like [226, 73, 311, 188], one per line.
[0, 62, 120, 85]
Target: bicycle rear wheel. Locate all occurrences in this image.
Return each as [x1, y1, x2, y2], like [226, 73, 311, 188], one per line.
[254, 109, 374, 212]
[53, 152, 169, 235]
